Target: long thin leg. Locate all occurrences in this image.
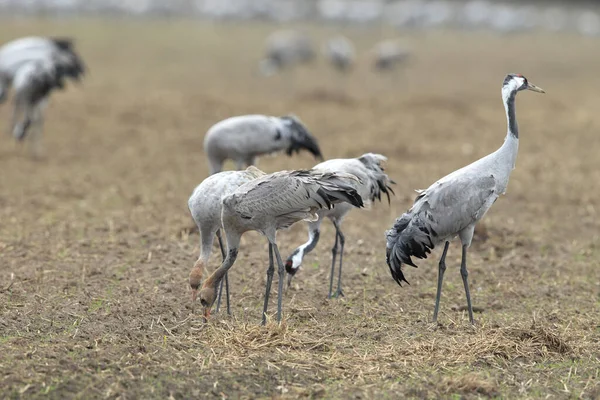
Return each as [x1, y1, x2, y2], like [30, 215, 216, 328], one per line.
[10, 99, 29, 142]
[327, 230, 339, 299]
[272, 243, 286, 323]
[9, 100, 21, 138]
[261, 243, 275, 325]
[460, 244, 475, 324]
[333, 222, 345, 298]
[215, 231, 230, 315]
[432, 241, 450, 323]
[30, 107, 44, 159]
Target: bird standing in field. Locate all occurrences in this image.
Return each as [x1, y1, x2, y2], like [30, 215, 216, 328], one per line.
[188, 166, 265, 314]
[259, 30, 315, 77]
[385, 74, 544, 324]
[0, 36, 85, 157]
[285, 153, 395, 298]
[323, 35, 355, 73]
[203, 114, 323, 175]
[198, 169, 364, 325]
[372, 40, 410, 71]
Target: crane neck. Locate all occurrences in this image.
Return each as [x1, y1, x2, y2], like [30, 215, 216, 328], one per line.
[497, 86, 520, 171]
[207, 248, 238, 290]
[502, 86, 519, 139]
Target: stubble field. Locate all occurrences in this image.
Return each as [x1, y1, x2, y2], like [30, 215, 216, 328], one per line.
[0, 18, 599, 399]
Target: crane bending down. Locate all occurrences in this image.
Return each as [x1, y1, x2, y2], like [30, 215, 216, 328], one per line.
[0, 36, 85, 156]
[285, 153, 395, 298]
[188, 166, 265, 313]
[198, 169, 364, 325]
[203, 114, 323, 175]
[385, 74, 544, 324]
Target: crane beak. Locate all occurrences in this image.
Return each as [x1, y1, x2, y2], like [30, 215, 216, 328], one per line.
[526, 83, 545, 93]
[203, 307, 211, 323]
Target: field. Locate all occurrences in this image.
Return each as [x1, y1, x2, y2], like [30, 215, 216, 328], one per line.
[0, 18, 599, 399]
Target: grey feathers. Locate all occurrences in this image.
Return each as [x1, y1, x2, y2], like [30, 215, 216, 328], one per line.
[222, 169, 363, 235]
[357, 153, 395, 204]
[281, 115, 323, 160]
[0, 36, 85, 146]
[385, 212, 434, 286]
[203, 114, 323, 175]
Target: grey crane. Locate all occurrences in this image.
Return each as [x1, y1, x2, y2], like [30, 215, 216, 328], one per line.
[323, 35, 356, 73]
[285, 153, 395, 298]
[188, 166, 265, 313]
[0, 36, 85, 157]
[372, 40, 410, 71]
[385, 74, 544, 324]
[198, 169, 364, 325]
[259, 30, 315, 77]
[203, 114, 323, 175]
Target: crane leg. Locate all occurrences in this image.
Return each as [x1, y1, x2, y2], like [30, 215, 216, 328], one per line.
[272, 243, 286, 324]
[433, 241, 450, 323]
[29, 104, 45, 159]
[327, 230, 339, 299]
[332, 221, 345, 298]
[261, 243, 275, 325]
[13, 98, 35, 143]
[460, 244, 475, 324]
[215, 231, 230, 315]
[9, 100, 21, 138]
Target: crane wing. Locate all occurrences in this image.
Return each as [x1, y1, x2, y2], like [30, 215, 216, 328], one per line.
[225, 170, 362, 223]
[413, 174, 498, 241]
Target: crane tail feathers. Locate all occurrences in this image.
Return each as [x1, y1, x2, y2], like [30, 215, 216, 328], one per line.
[385, 211, 435, 287]
[313, 173, 364, 209]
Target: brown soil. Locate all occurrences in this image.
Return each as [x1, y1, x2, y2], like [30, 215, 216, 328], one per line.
[0, 19, 599, 399]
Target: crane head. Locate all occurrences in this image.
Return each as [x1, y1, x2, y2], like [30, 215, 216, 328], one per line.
[199, 285, 217, 322]
[503, 74, 545, 94]
[285, 251, 302, 275]
[280, 115, 324, 161]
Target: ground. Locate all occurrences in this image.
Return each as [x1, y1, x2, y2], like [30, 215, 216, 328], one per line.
[0, 18, 599, 399]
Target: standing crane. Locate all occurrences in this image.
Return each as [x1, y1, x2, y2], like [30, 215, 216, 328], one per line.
[188, 166, 265, 314]
[203, 114, 323, 175]
[385, 74, 544, 324]
[197, 169, 364, 325]
[285, 153, 395, 298]
[0, 36, 85, 157]
[323, 35, 355, 73]
[259, 30, 315, 77]
[371, 40, 410, 71]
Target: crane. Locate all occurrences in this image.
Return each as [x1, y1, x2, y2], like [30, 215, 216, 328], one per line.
[259, 30, 315, 77]
[323, 35, 355, 73]
[0, 36, 85, 157]
[197, 169, 364, 325]
[203, 114, 323, 175]
[188, 166, 265, 314]
[285, 153, 395, 298]
[372, 40, 410, 71]
[385, 74, 544, 324]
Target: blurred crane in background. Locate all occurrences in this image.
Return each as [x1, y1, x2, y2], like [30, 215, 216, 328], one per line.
[0, 36, 85, 158]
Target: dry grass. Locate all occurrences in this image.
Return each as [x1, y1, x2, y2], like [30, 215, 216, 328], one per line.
[0, 18, 599, 399]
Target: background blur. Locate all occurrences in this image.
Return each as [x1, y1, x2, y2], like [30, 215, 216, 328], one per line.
[1, 0, 600, 37]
